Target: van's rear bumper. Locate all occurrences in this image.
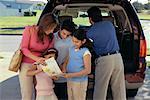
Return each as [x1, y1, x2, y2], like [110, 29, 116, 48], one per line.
[125, 74, 144, 89]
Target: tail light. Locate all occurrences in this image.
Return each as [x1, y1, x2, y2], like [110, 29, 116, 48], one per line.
[139, 38, 147, 75]
[140, 39, 147, 57]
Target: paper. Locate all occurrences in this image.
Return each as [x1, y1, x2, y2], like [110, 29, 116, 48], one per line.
[41, 57, 63, 77]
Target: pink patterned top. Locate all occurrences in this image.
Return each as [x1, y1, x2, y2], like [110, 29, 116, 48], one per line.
[35, 69, 54, 96]
[21, 25, 54, 63]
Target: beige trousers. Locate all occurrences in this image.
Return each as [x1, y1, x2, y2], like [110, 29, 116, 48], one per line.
[36, 93, 58, 100]
[93, 53, 126, 100]
[19, 63, 34, 100]
[67, 81, 88, 100]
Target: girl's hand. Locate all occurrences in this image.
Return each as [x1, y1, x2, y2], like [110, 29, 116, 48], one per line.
[51, 76, 59, 80]
[60, 63, 67, 73]
[37, 66, 43, 73]
[63, 73, 72, 78]
[37, 68, 43, 73]
[88, 74, 94, 79]
[36, 57, 46, 65]
[61, 67, 66, 73]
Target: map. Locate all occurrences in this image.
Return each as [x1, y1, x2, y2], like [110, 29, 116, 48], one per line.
[41, 57, 63, 77]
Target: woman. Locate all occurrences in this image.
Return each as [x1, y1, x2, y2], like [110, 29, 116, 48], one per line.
[19, 13, 57, 100]
[54, 19, 76, 100]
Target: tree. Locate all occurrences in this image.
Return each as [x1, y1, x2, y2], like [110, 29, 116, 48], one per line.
[36, 3, 44, 10]
[144, 3, 150, 10]
[132, 1, 144, 13]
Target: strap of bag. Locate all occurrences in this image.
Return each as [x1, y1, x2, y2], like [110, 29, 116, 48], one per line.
[20, 25, 51, 53]
[27, 25, 33, 49]
[20, 25, 33, 51]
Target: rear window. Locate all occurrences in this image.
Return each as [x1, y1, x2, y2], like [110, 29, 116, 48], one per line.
[55, 6, 111, 26]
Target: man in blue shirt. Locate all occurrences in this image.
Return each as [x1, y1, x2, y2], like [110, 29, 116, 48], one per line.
[87, 6, 126, 100]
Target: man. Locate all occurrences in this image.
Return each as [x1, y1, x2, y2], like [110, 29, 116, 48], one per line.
[86, 6, 126, 100]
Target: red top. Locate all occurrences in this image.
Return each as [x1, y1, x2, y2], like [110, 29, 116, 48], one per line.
[21, 25, 54, 63]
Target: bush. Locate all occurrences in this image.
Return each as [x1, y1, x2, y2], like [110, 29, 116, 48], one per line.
[24, 12, 30, 16]
[24, 11, 37, 16]
[32, 12, 37, 16]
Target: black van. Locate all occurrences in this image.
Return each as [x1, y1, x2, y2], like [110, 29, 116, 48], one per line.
[39, 0, 147, 90]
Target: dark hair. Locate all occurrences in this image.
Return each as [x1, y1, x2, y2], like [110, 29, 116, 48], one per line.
[41, 48, 58, 59]
[61, 19, 76, 34]
[73, 29, 89, 48]
[73, 29, 86, 41]
[37, 13, 57, 43]
[87, 6, 102, 22]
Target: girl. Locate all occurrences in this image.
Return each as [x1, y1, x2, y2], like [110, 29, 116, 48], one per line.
[62, 29, 91, 100]
[19, 13, 57, 100]
[27, 48, 58, 100]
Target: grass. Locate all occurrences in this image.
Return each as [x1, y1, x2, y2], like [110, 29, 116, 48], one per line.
[0, 16, 38, 28]
[0, 11, 150, 66]
[0, 16, 38, 34]
[73, 17, 90, 26]
[147, 62, 150, 67]
[138, 13, 150, 20]
[0, 12, 149, 34]
[0, 56, 4, 59]
[0, 10, 42, 28]
[0, 10, 42, 34]
[0, 30, 23, 34]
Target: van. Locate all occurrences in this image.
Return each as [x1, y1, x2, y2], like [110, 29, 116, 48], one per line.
[38, 0, 147, 93]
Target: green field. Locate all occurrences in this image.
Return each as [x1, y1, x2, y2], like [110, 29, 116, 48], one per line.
[0, 10, 42, 34]
[0, 12, 149, 34]
[0, 10, 42, 28]
[0, 16, 39, 34]
[138, 13, 150, 20]
[0, 12, 150, 65]
[0, 16, 39, 28]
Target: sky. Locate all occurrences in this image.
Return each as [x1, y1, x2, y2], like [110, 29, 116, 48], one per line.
[16, 0, 47, 3]
[130, 0, 148, 4]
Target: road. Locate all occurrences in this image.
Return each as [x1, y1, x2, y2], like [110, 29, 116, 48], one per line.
[0, 35, 21, 100]
[0, 36, 136, 100]
[0, 35, 136, 100]
[0, 35, 22, 52]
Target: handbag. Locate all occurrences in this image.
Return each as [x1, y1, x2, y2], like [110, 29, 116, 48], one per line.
[8, 47, 23, 72]
[8, 26, 33, 72]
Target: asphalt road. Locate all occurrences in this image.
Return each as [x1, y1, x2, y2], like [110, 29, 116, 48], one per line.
[0, 35, 136, 100]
